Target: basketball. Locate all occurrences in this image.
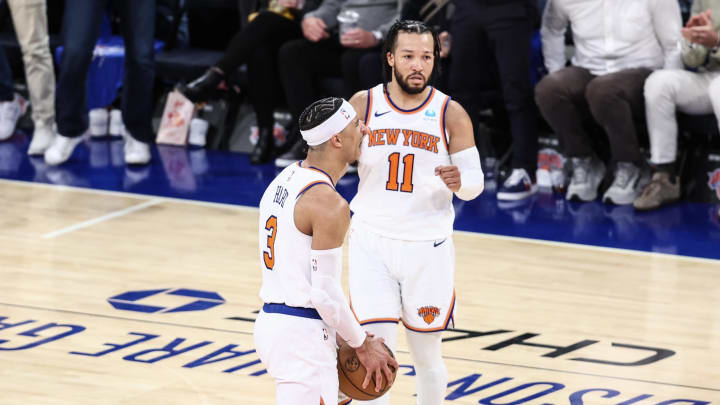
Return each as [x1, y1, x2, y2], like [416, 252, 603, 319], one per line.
[337, 341, 397, 400]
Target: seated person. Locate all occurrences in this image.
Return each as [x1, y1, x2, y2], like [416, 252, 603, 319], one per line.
[274, 0, 402, 167]
[636, 3, 720, 210]
[183, 0, 321, 164]
[535, 0, 682, 204]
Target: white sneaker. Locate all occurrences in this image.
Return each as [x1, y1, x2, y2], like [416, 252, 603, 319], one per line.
[566, 157, 606, 201]
[44, 133, 84, 165]
[497, 168, 538, 201]
[27, 123, 55, 155]
[124, 130, 151, 165]
[602, 162, 651, 205]
[0, 94, 26, 140]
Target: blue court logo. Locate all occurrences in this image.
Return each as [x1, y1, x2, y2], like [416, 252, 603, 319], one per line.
[108, 288, 225, 313]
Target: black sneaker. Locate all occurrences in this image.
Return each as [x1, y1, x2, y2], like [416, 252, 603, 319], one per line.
[275, 139, 307, 168]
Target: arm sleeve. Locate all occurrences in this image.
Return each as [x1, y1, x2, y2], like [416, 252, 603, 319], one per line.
[652, 0, 683, 70]
[541, 0, 569, 73]
[309, 248, 366, 348]
[450, 147, 484, 201]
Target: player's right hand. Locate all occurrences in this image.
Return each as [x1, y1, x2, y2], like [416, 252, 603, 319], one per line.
[355, 334, 398, 392]
[302, 17, 329, 42]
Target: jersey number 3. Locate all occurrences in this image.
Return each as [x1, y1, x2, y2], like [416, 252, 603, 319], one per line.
[386, 152, 415, 192]
[263, 215, 277, 270]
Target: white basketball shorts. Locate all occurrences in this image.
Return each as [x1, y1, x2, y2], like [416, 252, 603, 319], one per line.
[348, 226, 456, 332]
[254, 305, 338, 404]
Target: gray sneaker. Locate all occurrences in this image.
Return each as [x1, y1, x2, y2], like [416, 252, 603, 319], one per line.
[566, 157, 606, 201]
[603, 162, 651, 205]
[633, 171, 680, 210]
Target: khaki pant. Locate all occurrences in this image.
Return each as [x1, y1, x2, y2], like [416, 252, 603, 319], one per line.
[7, 0, 55, 128]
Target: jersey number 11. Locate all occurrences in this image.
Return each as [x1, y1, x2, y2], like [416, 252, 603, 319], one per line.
[386, 152, 415, 192]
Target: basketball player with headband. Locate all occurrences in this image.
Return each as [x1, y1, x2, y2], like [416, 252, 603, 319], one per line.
[254, 97, 398, 405]
[346, 20, 484, 405]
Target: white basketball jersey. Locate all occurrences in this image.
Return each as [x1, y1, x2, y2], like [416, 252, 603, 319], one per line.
[350, 84, 454, 240]
[257, 162, 334, 307]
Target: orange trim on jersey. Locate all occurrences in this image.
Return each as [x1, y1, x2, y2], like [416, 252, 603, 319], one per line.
[349, 295, 361, 324]
[339, 398, 352, 405]
[383, 85, 435, 115]
[364, 88, 373, 127]
[439, 96, 450, 152]
[296, 180, 332, 199]
[320, 398, 325, 405]
[402, 290, 456, 333]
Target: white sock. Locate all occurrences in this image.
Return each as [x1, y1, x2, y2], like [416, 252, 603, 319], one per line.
[351, 323, 398, 405]
[406, 330, 447, 405]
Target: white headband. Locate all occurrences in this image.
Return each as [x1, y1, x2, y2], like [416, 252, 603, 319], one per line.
[300, 99, 357, 146]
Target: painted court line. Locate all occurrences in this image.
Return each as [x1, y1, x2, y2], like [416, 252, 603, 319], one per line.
[42, 199, 162, 239]
[3, 178, 720, 264]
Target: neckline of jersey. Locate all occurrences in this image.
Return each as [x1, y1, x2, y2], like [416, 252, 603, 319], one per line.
[383, 83, 435, 114]
[297, 161, 335, 187]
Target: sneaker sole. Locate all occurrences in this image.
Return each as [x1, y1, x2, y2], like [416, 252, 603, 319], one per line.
[497, 187, 537, 201]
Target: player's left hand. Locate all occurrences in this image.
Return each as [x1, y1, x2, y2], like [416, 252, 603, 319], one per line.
[340, 29, 378, 48]
[435, 165, 461, 192]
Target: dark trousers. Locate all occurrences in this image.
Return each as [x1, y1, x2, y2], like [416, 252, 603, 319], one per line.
[217, 12, 301, 129]
[56, 0, 155, 142]
[450, 0, 538, 175]
[534, 66, 651, 163]
[278, 37, 380, 121]
[0, 46, 13, 101]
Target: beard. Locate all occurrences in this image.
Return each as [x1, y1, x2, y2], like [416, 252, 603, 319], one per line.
[394, 68, 428, 95]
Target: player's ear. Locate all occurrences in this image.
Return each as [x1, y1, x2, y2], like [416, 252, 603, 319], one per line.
[387, 51, 394, 68]
[330, 133, 342, 148]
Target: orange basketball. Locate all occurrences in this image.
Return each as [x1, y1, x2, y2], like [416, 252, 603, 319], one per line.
[337, 341, 397, 400]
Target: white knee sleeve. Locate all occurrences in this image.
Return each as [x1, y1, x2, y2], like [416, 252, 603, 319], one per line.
[406, 330, 448, 405]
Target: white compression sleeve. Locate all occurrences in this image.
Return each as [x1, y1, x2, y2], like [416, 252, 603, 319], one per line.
[450, 147, 484, 201]
[310, 248, 366, 348]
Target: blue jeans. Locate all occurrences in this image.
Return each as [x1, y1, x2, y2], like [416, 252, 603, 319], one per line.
[0, 46, 14, 102]
[56, 0, 156, 142]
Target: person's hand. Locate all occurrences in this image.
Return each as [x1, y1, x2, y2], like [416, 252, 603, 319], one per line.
[340, 29, 378, 49]
[302, 17, 329, 42]
[683, 9, 719, 48]
[354, 334, 398, 392]
[685, 9, 712, 28]
[435, 165, 461, 192]
[439, 31, 451, 58]
[277, 0, 298, 8]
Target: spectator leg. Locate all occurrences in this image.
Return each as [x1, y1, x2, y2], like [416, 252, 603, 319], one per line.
[486, 12, 538, 177]
[119, 0, 156, 144]
[0, 44, 13, 102]
[341, 49, 378, 97]
[247, 43, 281, 129]
[216, 12, 300, 75]
[584, 68, 651, 164]
[7, 0, 54, 127]
[645, 69, 717, 166]
[278, 38, 343, 121]
[56, 0, 107, 137]
[357, 51, 383, 91]
[534, 66, 595, 158]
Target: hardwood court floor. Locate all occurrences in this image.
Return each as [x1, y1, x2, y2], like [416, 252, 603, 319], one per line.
[0, 179, 718, 404]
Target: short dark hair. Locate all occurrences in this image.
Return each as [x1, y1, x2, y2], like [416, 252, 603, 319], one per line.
[381, 20, 441, 83]
[299, 97, 343, 131]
